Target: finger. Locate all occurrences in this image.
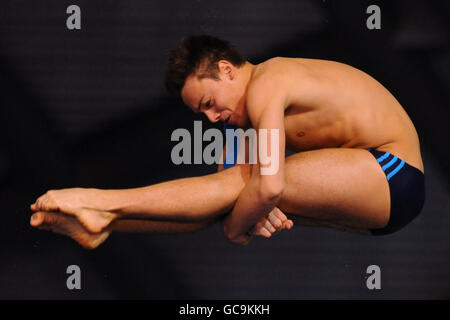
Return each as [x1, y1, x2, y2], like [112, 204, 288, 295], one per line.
[259, 227, 272, 238]
[264, 219, 276, 233]
[251, 224, 272, 237]
[252, 218, 270, 232]
[250, 222, 263, 235]
[267, 212, 282, 229]
[285, 219, 294, 229]
[252, 226, 267, 237]
[273, 208, 288, 223]
[250, 221, 263, 235]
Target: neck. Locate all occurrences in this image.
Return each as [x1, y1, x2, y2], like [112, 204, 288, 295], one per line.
[240, 61, 256, 88]
[234, 62, 256, 128]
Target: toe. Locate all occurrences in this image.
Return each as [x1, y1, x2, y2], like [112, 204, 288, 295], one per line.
[30, 212, 44, 227]
[40, 211, 58, 225]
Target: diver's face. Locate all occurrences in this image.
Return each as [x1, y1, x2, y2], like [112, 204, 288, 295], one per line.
[181, 61, 249, 127]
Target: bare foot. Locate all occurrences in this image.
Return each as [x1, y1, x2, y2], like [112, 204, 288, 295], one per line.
[30, 188, 118, 233]
[30, 211, 111, 250]
[72, 207, 118, 234]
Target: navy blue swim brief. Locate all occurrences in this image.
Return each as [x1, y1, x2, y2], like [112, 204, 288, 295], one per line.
[366, 148, 425, 235]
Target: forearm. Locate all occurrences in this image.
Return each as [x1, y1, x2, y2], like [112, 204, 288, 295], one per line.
[223, 178, 280, 239]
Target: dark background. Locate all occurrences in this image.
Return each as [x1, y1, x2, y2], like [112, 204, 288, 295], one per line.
[0, 0, 449, 299]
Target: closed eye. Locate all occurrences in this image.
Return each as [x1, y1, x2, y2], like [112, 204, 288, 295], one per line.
[202, 100, 212, 111]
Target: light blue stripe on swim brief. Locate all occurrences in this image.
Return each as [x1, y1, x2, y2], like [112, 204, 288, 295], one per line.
[382, 155, 398, 171]
[376, 152, 390, 163]
[386, 160, 405, 181]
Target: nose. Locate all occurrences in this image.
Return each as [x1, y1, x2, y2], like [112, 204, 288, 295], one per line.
[204, 109, 221, 123]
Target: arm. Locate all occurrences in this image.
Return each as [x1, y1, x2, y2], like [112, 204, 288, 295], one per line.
[222, 84, 287, 242]
[218, 135, 292, 242]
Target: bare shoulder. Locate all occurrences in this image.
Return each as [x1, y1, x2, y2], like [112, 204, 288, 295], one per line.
[245, 59, 286, 124]
[247, 58, 299, 104]
[250, 57, 305, 82]
[246, 58, 311, 116]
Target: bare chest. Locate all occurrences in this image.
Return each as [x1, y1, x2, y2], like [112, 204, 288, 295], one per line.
[283, 108, 352, 152]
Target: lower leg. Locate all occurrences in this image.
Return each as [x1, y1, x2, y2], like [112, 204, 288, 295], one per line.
[97, 164, 251, 222]
[30, 165, 249, 246]
[110, 217, 218, 234]
[31, 164, 251, 234]
[31, 211, 220, 249]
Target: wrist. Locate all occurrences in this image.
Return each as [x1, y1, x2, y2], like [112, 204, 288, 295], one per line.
[222, 217, 239, 240]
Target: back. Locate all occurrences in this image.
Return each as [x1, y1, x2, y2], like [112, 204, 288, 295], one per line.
[250, 57, 423, 172]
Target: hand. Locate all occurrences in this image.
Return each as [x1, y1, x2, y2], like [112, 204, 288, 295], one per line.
[30, 188, 117, 233]
[251, 207, 293, 238]
[228, 232, 253, 246]
[221, 217, 253, 246]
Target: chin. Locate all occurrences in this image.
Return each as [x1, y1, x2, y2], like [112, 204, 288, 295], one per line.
[232, 120, 249, 129]
[238, 116, 251, 128]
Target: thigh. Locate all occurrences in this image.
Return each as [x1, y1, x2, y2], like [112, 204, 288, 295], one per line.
[284, 214, 372, 235]
[278, 148, 390, 229]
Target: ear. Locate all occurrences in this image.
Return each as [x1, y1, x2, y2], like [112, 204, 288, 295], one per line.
[217, 60, 235, 80]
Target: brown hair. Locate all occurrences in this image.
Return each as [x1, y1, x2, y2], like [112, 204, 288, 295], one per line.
[165, 35, 246, 97]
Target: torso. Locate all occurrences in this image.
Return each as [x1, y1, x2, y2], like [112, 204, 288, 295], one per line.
[251, 57, 424, 173]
